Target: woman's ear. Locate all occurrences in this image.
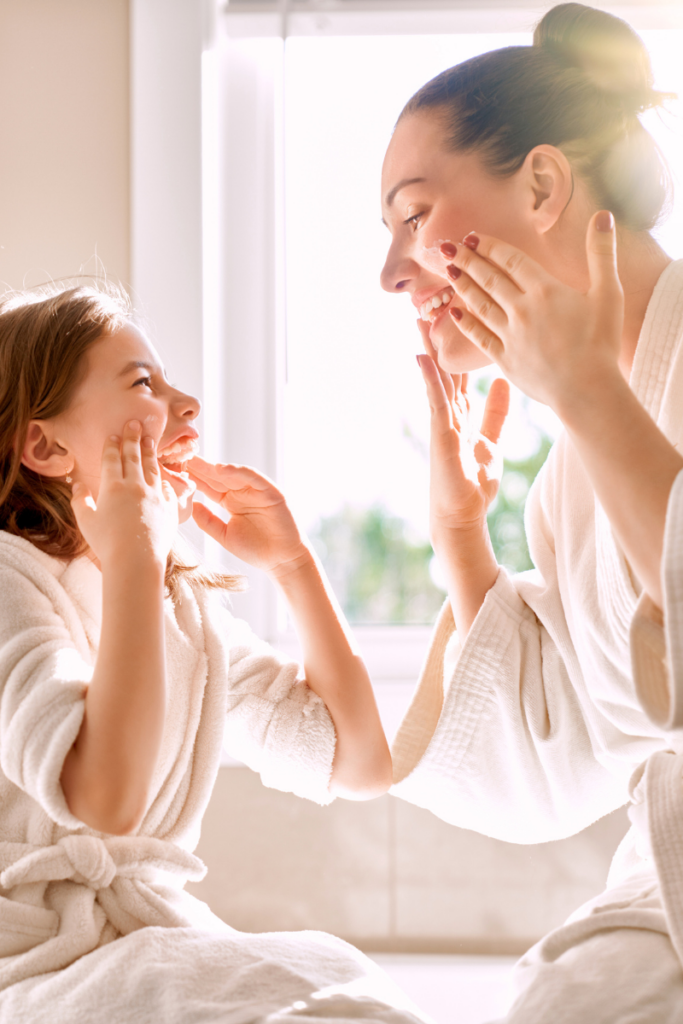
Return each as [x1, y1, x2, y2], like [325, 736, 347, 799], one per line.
[21, 422, 73, 478]
[522, 145, 574, 234]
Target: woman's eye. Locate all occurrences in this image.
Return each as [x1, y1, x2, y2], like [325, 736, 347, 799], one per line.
[404, 212, 424, 232]
[133, 376, 153, 389]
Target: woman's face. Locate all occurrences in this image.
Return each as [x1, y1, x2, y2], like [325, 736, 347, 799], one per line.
[380, 112, 542, 373]
[50, 323, 200, 518]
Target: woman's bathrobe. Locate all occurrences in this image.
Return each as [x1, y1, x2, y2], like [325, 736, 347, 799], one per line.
[392, 259, 683, 996]
[0, 533, 422, 1024]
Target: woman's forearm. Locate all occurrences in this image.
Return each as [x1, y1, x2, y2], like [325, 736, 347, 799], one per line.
[557, 372, 683, 608]
[60, 556, 167, 834]
[431, 521, 500, 641]
[271, 551, 392, 799]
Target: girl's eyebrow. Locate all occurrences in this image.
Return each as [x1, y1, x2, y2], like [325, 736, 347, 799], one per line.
[116, 360, 167, 380]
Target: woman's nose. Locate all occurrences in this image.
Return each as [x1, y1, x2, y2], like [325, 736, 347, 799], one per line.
[380, 243, 415, 294]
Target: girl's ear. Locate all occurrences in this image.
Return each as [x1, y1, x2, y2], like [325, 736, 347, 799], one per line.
[21, 422, 73, 478]
[523, 145, 574, 234]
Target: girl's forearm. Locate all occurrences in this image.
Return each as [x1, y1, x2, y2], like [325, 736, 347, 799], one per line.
[557, 372, 683, 608]
[61, 557, 167, 834]
[272, 551, 392, 799]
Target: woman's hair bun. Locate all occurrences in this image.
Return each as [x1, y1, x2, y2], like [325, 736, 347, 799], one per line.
[534, 3, 665, 113]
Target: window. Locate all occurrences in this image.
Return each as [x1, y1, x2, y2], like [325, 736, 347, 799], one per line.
[131, 0, 683, 742]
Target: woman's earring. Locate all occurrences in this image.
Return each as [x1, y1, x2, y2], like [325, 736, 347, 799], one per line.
[65, 474, 72, 484]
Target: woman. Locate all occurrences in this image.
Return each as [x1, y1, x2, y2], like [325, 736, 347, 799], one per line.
[381, 4, 683, 1021]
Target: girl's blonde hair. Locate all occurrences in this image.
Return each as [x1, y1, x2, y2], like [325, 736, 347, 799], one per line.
[0, 281, 243, 598]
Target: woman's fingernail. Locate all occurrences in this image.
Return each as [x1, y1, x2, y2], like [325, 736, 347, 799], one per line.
[142, 436, 155, 449]
[440, 242, 457, 258]
[463, 233, 480, 250]
[450, 307, 463, 321]
[128, 420, 142, 432]
[447, 265, 461, 281]
[596, 210, 614, 232]
[416, 354, 425, 368]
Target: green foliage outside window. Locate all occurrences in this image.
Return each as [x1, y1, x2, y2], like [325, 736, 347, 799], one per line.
[310, 432, 554, 625]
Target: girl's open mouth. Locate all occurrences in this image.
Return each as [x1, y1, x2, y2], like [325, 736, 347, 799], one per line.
[157, 437, 200, 475]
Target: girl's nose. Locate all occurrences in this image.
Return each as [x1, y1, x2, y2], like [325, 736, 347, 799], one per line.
[173, 389, 201, 419]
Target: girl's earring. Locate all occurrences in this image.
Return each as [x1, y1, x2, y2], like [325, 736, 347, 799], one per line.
[65, 474, 72, 484]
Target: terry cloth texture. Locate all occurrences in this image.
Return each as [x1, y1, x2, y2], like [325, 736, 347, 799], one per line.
[0, 536, 425, 1023]
[391, 260, 683, 1014]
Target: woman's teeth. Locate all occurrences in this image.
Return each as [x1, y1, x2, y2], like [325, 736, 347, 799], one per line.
[419, 288, 454, 322]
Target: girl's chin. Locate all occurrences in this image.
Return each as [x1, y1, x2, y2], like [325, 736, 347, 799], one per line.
[178, 494, 194, 524]
[430, 318, 493, 374]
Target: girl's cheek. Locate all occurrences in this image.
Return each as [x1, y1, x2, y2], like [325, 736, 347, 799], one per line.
[141, 412, 165, 444]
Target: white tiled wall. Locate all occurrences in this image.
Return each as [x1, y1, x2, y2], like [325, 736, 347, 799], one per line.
[187, 767, 629, 954]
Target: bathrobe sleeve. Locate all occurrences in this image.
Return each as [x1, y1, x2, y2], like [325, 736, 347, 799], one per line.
[0, 554, 91, 829]
[391, 451, 627, 845]
[216, 609, 336, 806]
[631, 469, 683, 732]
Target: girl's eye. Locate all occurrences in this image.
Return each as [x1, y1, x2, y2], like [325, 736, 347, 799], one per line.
[133, 376, 153, 389]
[404, 212, 424, 232]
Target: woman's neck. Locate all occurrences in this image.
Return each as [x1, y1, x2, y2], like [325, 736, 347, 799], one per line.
[617, 232, 672, 378]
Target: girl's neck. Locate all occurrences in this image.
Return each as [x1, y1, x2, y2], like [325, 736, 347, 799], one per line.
[617, 232, 672, 378]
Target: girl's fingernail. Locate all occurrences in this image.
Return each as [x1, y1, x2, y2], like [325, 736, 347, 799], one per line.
[110, 435, 121, 442]
[416, 354, 425, 368]
[447, 264, 461, 281]
[463, 233, 480, 250]
[142, 436, 155, 449]
[596, 210, 614, 232]
[129, 420, 142, 432]
[450, 307, 463, 321]
[440, 242, 457, 258]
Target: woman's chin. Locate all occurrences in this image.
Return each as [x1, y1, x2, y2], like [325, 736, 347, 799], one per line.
[430, 316, 493, 374]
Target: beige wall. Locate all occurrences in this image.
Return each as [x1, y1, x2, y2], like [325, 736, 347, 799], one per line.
[188, 768, 630, 955]
[0, 0, 130, 291]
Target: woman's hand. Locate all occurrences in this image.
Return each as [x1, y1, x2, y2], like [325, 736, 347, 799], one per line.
[71, 420, 178, 570]
[188, 459, 309, 579]
[417, 323, 510, 537]
[441, 211, 624, 414]
[418, 325, 509, 639]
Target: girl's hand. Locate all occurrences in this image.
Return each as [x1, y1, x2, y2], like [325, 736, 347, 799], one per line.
[417, 323, 510, 537]
[188, 458, 310, 578]
[441, 211, 624, 414]
[71, 420, 178, 569]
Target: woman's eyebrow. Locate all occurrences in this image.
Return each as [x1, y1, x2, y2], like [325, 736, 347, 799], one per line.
[384, 176, 427, 209]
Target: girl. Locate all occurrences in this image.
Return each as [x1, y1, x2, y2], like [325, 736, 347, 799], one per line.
[382, 4, 683, 1021]
[0, 283, 419, 1023]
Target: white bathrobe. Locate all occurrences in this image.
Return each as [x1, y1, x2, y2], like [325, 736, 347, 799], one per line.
[392, 259, 683, 1021]
[0, 532, 424, 1024]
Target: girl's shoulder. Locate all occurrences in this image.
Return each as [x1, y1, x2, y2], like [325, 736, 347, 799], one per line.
[0, 530, 66, 582]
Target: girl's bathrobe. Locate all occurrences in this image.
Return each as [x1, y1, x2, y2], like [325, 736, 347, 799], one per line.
[391, 258, 683, 1021]
[0, 531, 422, 1024]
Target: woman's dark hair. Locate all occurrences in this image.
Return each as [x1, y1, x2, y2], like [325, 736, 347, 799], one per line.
[0, 282, 243, 598]
[400, 3, 673, 231]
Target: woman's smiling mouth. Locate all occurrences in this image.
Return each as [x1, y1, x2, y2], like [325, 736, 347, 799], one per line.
[418, 286, 455, 323]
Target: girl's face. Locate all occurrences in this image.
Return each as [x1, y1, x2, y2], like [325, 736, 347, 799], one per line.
[49, 323, 200, 515]
[380, 112, 544, 373]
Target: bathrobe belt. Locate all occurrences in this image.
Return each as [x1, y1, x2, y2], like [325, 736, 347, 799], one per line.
[0, 835, 207, 891]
